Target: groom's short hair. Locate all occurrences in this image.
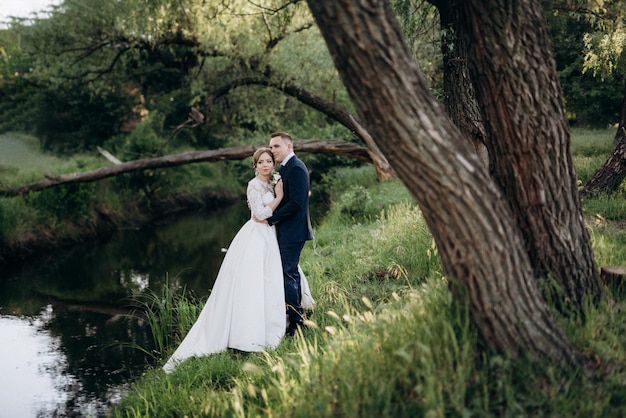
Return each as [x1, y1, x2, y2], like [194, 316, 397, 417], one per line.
[271, 132, 293, 143]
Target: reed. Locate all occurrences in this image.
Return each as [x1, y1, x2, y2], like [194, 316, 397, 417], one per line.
[128, 279, 205, 360]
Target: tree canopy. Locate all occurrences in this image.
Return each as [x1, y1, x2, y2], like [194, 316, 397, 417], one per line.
[1, 0, 622, 155]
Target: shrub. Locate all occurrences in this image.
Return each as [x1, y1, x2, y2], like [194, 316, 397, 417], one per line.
[26, 182, 95, 220]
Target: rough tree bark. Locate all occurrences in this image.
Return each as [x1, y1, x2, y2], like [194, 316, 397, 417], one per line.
[580, 130, 626, 198]
[306, 0, 594, 372]
[459, 1, 601, 314]
[0, 140, 370, 197]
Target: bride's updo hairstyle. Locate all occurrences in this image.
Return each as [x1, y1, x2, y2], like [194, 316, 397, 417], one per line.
[253, 147, 275, 167]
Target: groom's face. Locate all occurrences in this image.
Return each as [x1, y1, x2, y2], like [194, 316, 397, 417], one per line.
[270, 136, 291, 163]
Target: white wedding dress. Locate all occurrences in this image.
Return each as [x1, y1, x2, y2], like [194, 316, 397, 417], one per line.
[163, 177, 314, 373]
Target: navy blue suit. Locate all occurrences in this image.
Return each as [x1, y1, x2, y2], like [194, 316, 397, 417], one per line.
[267, 155, 313, 326]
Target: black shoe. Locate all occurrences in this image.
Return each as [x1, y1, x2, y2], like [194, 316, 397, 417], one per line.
[286, 321, 305, 337]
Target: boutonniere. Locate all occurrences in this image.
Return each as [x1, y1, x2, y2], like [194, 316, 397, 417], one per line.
[272, 171, 281, 185]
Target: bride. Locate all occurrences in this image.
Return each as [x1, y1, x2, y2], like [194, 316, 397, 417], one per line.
[163, 147, 314, 373]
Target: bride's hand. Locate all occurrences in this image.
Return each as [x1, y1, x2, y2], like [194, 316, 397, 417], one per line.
[274, 179, 284, 199]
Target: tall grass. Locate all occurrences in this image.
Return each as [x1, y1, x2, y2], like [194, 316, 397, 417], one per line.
[253, 281, 475, 417]
[129, 281, 205, 359]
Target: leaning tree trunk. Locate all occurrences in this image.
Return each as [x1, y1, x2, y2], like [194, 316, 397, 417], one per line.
[306, 0, 593, 372]
[580, 131, 626, 198]
[580, 84, 626, 197]
[458, 0, 601, 315]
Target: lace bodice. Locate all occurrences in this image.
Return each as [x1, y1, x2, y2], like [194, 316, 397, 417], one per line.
[247, 177, 275, 220]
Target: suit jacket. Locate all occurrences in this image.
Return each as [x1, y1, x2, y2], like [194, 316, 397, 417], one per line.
[267, 155, 314, 243]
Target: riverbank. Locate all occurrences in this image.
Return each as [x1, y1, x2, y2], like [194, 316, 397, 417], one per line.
[110, 162, 626, 417]
[0, 188, 238, 265]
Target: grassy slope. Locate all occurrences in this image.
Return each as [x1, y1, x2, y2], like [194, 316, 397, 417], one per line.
[0, 133, 104, 184]
[110, 128, 626, 417]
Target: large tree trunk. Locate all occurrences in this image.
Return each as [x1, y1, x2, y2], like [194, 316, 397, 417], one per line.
[0, 140, 371, 197]
[459, 1, 601, 314]
[306, 0, 593, 372]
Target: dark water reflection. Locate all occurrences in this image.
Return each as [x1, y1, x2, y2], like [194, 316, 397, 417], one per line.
[0, 202, 249, 417]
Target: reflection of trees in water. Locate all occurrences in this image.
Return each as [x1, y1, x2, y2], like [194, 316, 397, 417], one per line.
[42, 308, 156, 416]
[1, 203, 248, 309]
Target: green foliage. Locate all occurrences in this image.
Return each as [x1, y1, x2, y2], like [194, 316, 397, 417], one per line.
[0, 196, 37, 238]
[0, 72, 40, 134]
[579, 1, 626, 80]
[0, 133, 74, 184]
[0, 132, 241, 244]
[117, 348, 243, 417]
[3, 127, 626, 417]
[0, 133, 104, 234]
[0, 27, 39, 133]
[314, 165, 413, 227]
[105, 115, 176, 198]
[309, 201, 438, 309]
[2, 0, 624, 157]
[337, 185, 373, 221]
[583, 194, 626, 221]
[26, 182, 95, 220]
[547, 7, 624, 127]
[391, 0, 443, 94]
[105, 113, 168, 159]
[0, 0, 366, 154]
[34, 82, 138, 153]
[582, 187, 626, 269]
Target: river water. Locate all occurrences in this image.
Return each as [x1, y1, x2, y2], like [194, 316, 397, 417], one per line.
[0, 203, 249, 417]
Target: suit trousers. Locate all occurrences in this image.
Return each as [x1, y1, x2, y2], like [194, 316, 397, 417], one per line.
[278, 240, 305, 324]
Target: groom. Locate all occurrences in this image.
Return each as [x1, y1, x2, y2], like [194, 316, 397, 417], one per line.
[266, 132, 313, 336]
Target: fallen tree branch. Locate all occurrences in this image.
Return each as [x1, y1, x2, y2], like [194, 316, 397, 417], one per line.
[0, 139, 371, 197]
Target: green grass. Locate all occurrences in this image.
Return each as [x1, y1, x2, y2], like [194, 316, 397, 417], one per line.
[572, 128, 626, 269]
[570, 127, 616, 185]
[0, 133, 104, 185]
